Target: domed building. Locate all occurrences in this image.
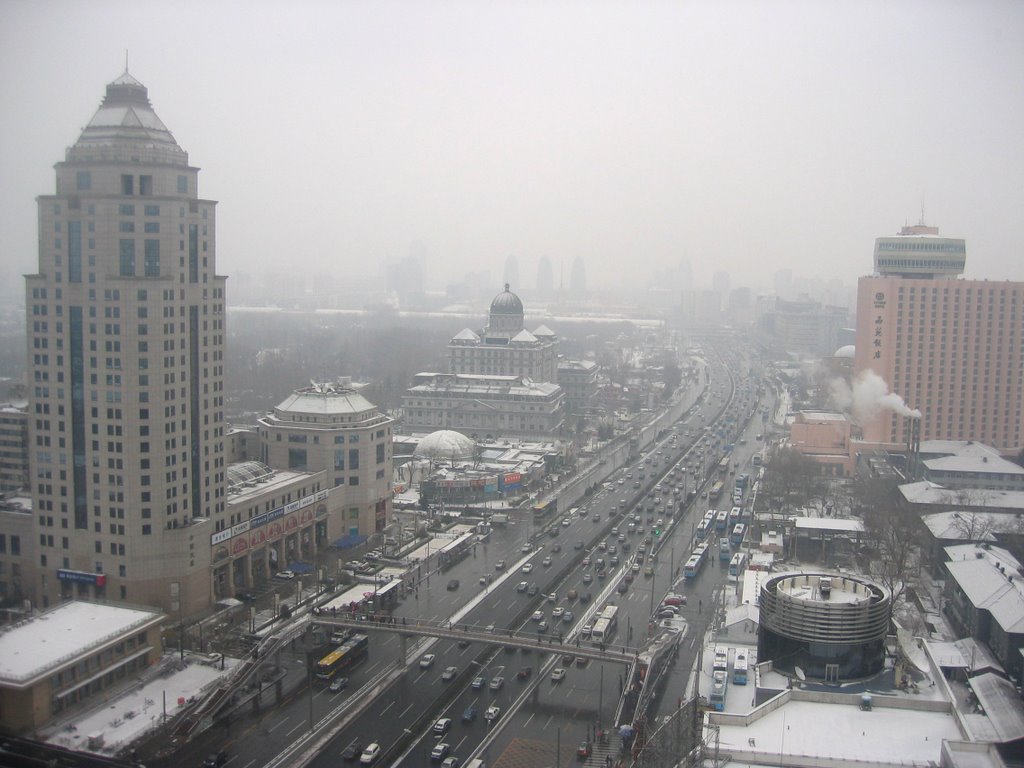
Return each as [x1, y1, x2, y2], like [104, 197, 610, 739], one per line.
[413, 429, 476, 462]
[448, 284, 559, 382]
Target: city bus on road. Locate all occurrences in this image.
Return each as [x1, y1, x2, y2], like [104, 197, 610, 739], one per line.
[315, 634, 369, 681]
[710, 670, 728, 711]
[733, 650, 749, 685]
[591, 605, 619, 646]
[684, 542, 710, 579]
[708, 481, 725, 502]
[695, 511, 715, 541]
[731, 523, 746, 546]
[728, 551, 748, 577]
[715, 510, 729, 531]
[719, 538, 731, 561]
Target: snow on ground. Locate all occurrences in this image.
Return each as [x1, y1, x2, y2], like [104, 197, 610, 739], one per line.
[42, 654, 239, 757]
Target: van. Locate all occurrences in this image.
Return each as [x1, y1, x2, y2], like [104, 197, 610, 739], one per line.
[465, 760, 486, 768]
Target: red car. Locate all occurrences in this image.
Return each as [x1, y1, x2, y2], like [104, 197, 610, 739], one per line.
[576, 741, 592, 759]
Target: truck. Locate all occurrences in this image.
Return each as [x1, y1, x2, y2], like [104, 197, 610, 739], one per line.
[489, 513, 510, 526]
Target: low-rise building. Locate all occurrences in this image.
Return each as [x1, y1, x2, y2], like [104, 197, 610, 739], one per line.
[943, 543, 1024, 682]
[0, 402, 28, 491]
[0, 494, 31, 608]
[0, 601, 164, 732]
[403, 373, 565, 441]
[556, 360, 599, 413]
[788, 410, 855, 477]
[914, 440, 1024, 492]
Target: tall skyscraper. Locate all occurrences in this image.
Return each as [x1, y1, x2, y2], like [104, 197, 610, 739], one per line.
[26, 73, 226, 615]
[853, 223, 1023, 454]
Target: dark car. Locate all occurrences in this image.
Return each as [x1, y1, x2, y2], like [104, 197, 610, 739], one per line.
[462, 704, 478, 723]
[517, 666, 533, 680]
[342, 740, 364, 762]
[202, 751, 229, 768]
[447, 579, 460, 591]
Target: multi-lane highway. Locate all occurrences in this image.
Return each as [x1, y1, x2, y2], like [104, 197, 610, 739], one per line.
[171, 341, 773, 768]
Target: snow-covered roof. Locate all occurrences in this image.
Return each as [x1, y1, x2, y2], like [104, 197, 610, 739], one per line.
[511, 329, 537, 343]
[944, 544, 1024, 634]
[451, 328, 480, 342]
[273, 384, 377, 416]
[921, 511, 1003, 541]
[900, 481, 1024, 511]
[532, 324, 556, 337]
[792, 516, 864, 533]
[413, 430, 476, 460]
[927, 638, 1003, 673]
[967, 672, 1024, 742]
[924, 454, 1024, 478]
[0, 602, 163, 686]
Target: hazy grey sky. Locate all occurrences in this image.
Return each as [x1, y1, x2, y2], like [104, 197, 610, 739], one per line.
[2, 0, 1023, 293]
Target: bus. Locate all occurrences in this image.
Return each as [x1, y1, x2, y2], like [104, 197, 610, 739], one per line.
[728, 506, 741, 527]
[695, 511, 715, 541]
[735, 473, 749, 492]
[315, 633, 369, 681]
[684, 542, 710, 579]
[713, 646, 729, 672]
[715, 510, 729, 531]
[728, 551, 748, 577]
[751, 453, 763, 467]
[533, 497, 558, 518]
[591, 605, 619, 645]
[731, 523, 746, 546]
[708, 481, 724, 502]
[733, 650, 748, 685]
[710, 670, 728, 711]
[371, 578, 403, 609]
[719, 538, 731, 561]
[717, 457, 731, 476]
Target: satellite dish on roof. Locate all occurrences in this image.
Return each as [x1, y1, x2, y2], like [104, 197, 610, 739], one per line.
[794, 666, 806, 681]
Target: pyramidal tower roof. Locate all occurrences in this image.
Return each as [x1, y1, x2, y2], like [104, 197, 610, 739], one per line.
[67, 70, 188, 166]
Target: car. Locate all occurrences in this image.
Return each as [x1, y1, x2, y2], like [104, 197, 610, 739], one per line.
[329, 675, 349, 692]
[461, 704, 478, 723]
[517, 666, 533, 679]
[580, 591, 592, 603]
[582, 556, 591, 567]
[489, 676, 505, 690]
[447, 579, 460, 591]
[495, 560, 506, 571]
[610, 555, 619, 566]
[431, 743, 450, 761]
[577, 741, 592, 759]
[562, 610, 574, 623]
[617, 581, 629, 594]
[273, 570, 295, 581]
[552, 606, 565, 618]
[574, 540, 584, 550]
[528, 584, 539, 596]
[542, 557, 552, 567]
[234, 590, 256, 602]
[658, 608, 678, 619]
[537, 620, 549, 632]
[342, 739, 364, 761]
[419, 654, 436, 669]
[202, 752, 229, 768]
[582, 573, 592, 584]
[562, 518, 571, 527]
[441, 758, 460, 768]
[551, 667, 567, 682]
[517, 581, 529, 593]
[457, 638, 470, 648]
[663, 593, 686, 606]
[532, 610, 544, 622]
[433, 717, 452, 735]
[442, 666, 458, 682]
[592, 513, 600, 522]
[624, 571, 634, 583]
[567, 588, 579, 600]
[618, 534, 626, 542]
[598, 541, 607, 551]
[552, 543, 562, 553]
[522, 563, 534, 574]
[360, 744, 382, 765]
[471, 675, 486, 690]
[484, 705, 501, 722]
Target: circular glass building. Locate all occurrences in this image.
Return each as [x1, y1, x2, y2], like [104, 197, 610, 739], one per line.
[757, 572, 890, 681]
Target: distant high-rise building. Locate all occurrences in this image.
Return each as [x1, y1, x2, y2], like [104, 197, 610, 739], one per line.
[854, 223, 1023, 453]
[774, 268, 794, 300]
[25, 73, 227, 614]
[569, 256, 587, 296]
[536, 256, 554, 298]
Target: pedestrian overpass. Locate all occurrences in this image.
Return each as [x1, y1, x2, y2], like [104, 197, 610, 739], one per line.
[311, 613, 638, 665]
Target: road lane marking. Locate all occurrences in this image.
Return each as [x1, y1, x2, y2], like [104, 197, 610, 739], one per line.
[286, 721, 305, 739]
[381, 700, 395, 715]
[266, 717, 290, 733]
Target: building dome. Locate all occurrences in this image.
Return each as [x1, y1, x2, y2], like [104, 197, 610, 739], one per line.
[413, 430, 476, 461]
[490, 283, 524, 316]
[833, 344, 855, 359]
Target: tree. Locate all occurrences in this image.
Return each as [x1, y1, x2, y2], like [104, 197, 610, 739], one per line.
[760, 447, 823, 513]
[855, 475, 919, 624]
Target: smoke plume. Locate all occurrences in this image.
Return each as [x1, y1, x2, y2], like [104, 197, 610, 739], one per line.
[829, 370, 921, 423]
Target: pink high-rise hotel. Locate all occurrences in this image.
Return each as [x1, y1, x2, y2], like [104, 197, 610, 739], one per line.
[854, 223, 1024, 455]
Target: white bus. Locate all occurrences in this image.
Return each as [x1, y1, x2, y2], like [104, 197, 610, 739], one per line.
[591, 605, 619, 645]
[729, 551, 748, 577]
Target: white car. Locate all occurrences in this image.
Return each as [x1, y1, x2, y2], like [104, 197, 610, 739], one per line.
[484, 705, 501, 722]
[531, 610, 544, 622]
[562, 518, 571, 527]
[551, 667, 566, 682]
[442, 666, 458, 681]
[360, 744, 382, 765]
[419, 654, 436, 669]
[522, 563, 534, 574]
[552, 607, 565, 618]
[542, 557, 552, 567]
